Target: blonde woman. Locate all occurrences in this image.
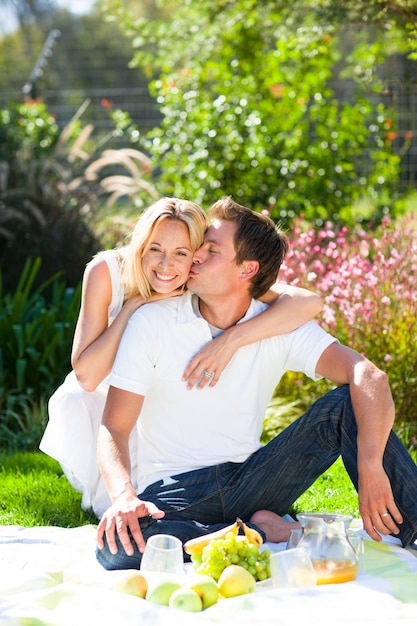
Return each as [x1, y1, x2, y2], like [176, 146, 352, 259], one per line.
[40, 197, 322, 517]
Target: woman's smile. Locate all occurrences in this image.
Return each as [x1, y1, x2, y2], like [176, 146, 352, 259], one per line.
[142, 219, 194, 294]
[154, 271, 178, 282]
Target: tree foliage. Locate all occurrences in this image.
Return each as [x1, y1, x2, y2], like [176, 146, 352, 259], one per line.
[0, 2, 149, 108]
[105, 0, 415, 224]
[0, 98, 157, 293]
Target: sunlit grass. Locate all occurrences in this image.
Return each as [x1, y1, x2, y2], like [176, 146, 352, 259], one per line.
[0, 451, 359, 527]
[292, 457, 360, 518]
[0, 451, 97, 527]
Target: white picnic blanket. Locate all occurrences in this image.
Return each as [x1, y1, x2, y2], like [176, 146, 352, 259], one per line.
[0, 524, 416, 625]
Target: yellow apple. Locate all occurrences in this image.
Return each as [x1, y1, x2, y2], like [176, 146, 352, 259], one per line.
[146, 579, 182, 606]
[217, 564, 256, 598]
[169, 587, 203, 612]
[188, 574, 219, 608]
[115, 570, 148, 598]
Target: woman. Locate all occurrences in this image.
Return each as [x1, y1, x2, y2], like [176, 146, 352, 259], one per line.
[40, 197, 322, 518]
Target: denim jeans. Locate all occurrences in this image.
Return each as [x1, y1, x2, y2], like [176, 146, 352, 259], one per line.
[96, 385, 417, 570]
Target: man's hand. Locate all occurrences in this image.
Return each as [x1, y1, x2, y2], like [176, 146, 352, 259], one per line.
[358, 464, 403, 541]
[96, 492, 165, 556]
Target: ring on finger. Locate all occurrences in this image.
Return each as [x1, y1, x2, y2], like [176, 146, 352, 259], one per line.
[203, 370, 214, 379]
[381, 513, 389, 518]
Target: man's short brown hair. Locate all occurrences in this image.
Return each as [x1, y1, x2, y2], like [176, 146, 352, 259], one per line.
[208, 196, 289, 299]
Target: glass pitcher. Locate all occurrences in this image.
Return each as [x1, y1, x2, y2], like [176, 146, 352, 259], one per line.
[296, 512, 359, 585]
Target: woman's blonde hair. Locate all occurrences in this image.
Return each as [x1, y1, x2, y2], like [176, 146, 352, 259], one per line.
[121, 197, 208, 300]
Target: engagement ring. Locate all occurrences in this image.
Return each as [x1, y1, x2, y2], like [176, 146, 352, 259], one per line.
[203, 370, 215, 379]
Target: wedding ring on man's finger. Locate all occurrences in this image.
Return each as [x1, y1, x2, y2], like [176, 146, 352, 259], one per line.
[203, 370, 215, 379]
[381, 513, 389, 518]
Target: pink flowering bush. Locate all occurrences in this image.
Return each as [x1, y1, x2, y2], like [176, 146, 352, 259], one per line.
[276, 213, 417, 446]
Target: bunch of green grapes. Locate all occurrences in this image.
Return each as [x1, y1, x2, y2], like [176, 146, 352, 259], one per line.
[190, 532, 271, 582]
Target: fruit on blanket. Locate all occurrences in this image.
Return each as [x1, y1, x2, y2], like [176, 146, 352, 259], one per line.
[191, 532, 271, 582]
[115, 570, 148, 598]
[146, 579, 182, 606]
[237, 517, 263, 548]
[183, 519, 239, 555]
[187, 573, 219, 608]
[169, 587, 203, 612]
[217, 564, 256, 598]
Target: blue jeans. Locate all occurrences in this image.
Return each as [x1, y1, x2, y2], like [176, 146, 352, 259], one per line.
[96, 385, 417, 570]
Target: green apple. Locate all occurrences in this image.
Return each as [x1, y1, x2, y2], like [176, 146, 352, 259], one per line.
[115, 570, 148, 598]
[146, 579, 182, 606]
[217, 564, 256, 598]
[188, 574, 219, 608]
[169, 587, 203, 612]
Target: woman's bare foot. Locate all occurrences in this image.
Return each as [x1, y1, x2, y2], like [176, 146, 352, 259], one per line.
[250, 510, 301, 543]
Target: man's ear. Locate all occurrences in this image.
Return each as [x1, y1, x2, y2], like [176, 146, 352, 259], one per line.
[240, 260, 259, 282]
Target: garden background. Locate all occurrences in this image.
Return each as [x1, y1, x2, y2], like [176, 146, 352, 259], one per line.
[0, 0, 416, 527]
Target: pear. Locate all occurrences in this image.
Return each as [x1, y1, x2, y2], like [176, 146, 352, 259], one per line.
[188, 573, 219, 608]
[115, 569, 148, 598]
[217, 564, 256, 598]
[145, 578, 182, 606]
[169, 587, 203, 612]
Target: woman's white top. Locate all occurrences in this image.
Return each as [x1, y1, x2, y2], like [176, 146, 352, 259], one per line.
[39, 249, 139, 518]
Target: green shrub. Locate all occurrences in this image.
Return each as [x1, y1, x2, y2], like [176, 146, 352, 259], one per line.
[0, 395, 49, 452]
[0, 100, 156, 295]
[0, 100, 101, 293]
[115, 0, 403, 224]
[0, 258, 80, 449]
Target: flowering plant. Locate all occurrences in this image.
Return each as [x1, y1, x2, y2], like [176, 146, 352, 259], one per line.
[277, 213, 417, 445]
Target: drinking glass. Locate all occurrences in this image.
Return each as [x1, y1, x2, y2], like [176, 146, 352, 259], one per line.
[270, 547, 316, 588]
[140, 534, 184, 575]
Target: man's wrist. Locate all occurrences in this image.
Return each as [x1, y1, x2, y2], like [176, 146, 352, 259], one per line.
[110, 482, 138, 503]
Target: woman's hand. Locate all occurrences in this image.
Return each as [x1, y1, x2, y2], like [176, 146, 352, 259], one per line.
[125, 287, 185, 314]
[147, 287, 185, 303]
[182, 328, 237, 389]
[183, 284, 323, 390]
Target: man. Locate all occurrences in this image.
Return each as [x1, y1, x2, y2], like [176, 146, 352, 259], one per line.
[96, 197, 417, 570]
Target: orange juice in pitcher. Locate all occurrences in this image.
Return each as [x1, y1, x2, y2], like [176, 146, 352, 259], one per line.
[296, 513, 359, 585]
[311, 558, 359, 585]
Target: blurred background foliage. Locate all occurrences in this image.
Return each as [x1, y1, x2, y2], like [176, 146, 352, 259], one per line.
[105, 0, 417, 223]
[0, 98, 155, 293]
[0, 0, 416, 452]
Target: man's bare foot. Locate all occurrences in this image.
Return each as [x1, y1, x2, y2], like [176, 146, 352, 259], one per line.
[250, 510, 301, 543]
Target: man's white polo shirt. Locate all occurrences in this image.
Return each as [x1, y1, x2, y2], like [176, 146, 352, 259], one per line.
[109, 291, 336, 494]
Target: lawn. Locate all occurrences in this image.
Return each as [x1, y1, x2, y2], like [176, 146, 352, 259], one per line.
[0, 451, 360, 527]
[0, 451, 97, 527]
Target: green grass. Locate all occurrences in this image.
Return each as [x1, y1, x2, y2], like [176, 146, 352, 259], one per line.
[0, 451, 359, 527]
[292, 457, 360, 518]
[0, 451, 98, 527]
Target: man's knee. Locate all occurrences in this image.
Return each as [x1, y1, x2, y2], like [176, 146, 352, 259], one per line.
[320, 384, 352, 412]
[95, 536, 142, 571]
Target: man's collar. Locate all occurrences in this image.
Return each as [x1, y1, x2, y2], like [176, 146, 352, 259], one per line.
[178, 291, 265, 327]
